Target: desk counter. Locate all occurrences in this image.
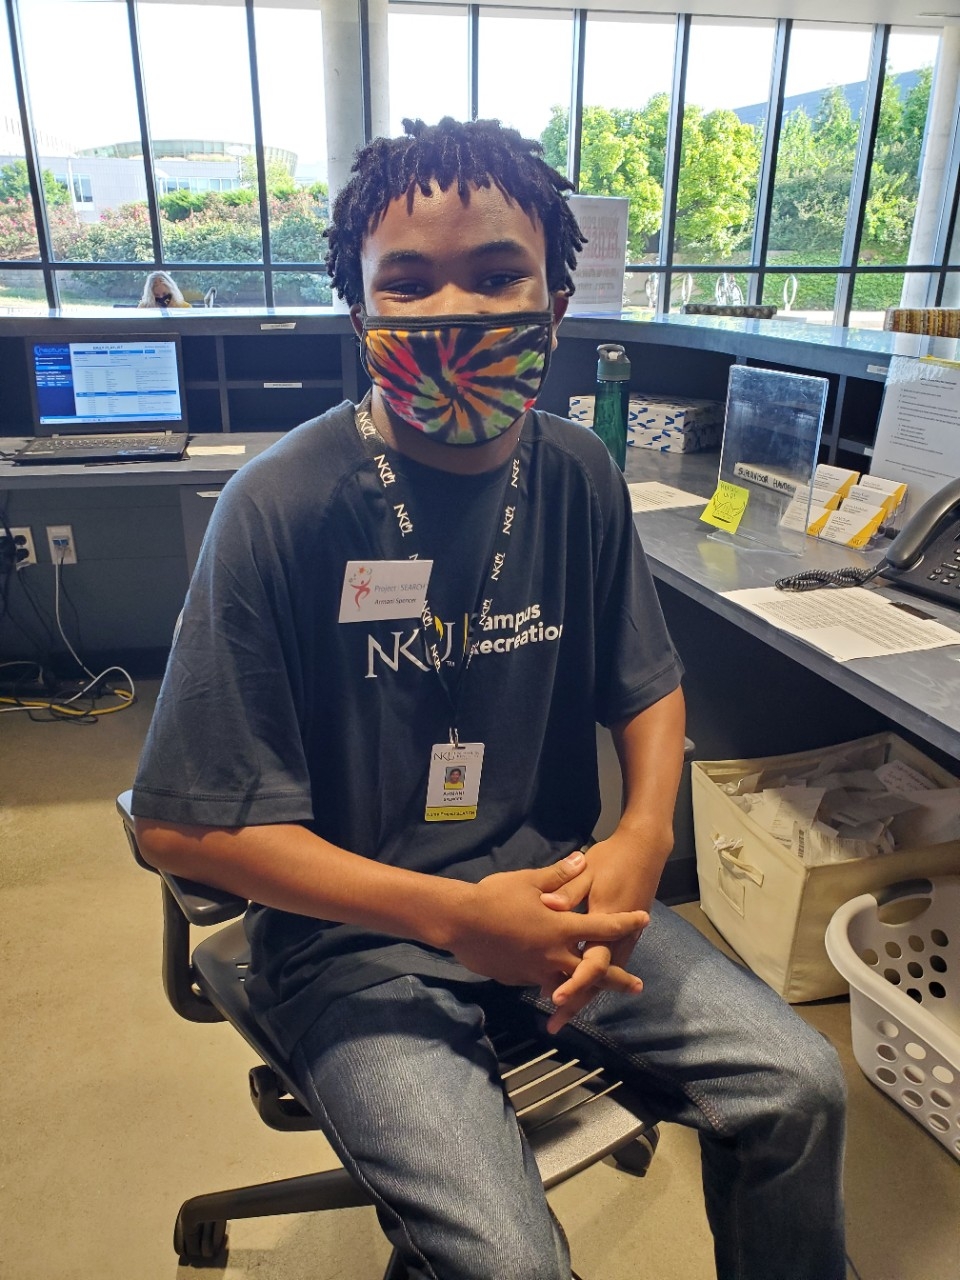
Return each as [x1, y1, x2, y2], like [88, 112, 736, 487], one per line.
[2, 433, 959, 764]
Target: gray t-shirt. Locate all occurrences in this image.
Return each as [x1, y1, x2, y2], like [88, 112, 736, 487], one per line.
[132, 402, 682, 1052]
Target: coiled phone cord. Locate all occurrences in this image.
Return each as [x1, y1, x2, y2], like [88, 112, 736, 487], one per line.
[775, 563, 886, 592]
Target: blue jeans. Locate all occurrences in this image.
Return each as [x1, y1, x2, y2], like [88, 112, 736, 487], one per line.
[288, 902, 846, 1280]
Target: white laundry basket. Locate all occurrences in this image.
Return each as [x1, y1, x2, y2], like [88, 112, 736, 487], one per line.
[826, 876, 960, 1162]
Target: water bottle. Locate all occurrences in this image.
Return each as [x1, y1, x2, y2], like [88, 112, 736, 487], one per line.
[593, 343, 630, 470]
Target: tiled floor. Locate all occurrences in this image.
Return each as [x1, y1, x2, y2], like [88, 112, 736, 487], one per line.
[2, 681, 958, 1279]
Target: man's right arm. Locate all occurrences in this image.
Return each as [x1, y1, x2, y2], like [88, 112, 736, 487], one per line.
[135, 819, 647, 998]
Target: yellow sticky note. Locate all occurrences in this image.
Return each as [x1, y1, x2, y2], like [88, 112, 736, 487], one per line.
[700, 481, 750, 533]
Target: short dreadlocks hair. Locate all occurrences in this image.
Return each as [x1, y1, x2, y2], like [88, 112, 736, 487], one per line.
[325, 117, 586, 306]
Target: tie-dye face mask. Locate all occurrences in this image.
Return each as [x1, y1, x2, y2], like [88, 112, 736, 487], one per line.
[360, 311, 554, 446]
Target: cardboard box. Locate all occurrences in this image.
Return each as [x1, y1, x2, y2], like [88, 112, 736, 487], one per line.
[569, 394, 723, 454]
[691, 734, 960, 1002]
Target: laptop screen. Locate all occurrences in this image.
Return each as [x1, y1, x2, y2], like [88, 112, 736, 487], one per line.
[28, 335, 187, 434]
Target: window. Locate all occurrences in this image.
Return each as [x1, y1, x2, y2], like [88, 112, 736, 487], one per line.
[763, 23, 875, 323]
[18, 0, 149, 271]
[478, 8, 574, 143]
[671, 18, 776, 312]
[389, 3, 469, 133]
[254, 1, 331, 304]
[575, 14, 676, 310]
[0, 2, 956, 321]
[1, 5, 44, 267]
[139, 0, 263, 288]
[852, 28, 941, 325]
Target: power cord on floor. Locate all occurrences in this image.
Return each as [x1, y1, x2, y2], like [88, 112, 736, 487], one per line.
[0, 546, 136, 722]
[0, 663, 135, 720]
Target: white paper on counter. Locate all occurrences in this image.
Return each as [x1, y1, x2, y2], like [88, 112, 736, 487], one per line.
[628, 481, 708, 513]
[723, 586, 960, 661]
[187, 444, 247, 456]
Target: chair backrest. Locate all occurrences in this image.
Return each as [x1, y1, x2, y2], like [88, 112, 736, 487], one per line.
[883, 307, 960, 338]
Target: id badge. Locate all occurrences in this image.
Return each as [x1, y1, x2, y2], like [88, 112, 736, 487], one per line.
[425, 742, 485, 822]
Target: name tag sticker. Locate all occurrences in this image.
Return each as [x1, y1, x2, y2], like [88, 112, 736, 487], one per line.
[338, 560, 433, 623]
[425, 742, 485, 822]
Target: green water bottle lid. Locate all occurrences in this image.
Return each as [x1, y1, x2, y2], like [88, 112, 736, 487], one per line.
[597, 343, 630, 381]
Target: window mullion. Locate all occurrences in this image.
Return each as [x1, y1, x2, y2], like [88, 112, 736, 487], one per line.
[245, 0, 273, 307]
[568, 10, 586, 188]
[468, 5, 479, 121]
[657, 13, 690, 317]
[4, 0, 57, 307]
[126, 0, 164, 267]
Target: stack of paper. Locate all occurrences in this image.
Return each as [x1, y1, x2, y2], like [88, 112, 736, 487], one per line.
[723, 742, 960, 866]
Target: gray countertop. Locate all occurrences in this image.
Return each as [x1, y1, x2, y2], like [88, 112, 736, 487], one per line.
[0, 433, 285, 489]
[623, 447, 960, 763]
[3, 432, 958, 762]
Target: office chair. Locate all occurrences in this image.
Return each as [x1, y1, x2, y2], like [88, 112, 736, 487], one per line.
[117, 791, 664, 1275]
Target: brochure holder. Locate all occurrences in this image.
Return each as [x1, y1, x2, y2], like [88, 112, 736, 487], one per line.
[701, 365, 828, 556]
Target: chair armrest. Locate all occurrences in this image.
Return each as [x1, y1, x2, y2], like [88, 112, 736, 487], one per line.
[159, 871, 247, 928]
[117, 789, 246, 1023]
[117, 789, 246, 926]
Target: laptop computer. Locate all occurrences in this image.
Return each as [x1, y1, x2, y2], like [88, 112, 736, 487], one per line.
[14, 334, 190, 464]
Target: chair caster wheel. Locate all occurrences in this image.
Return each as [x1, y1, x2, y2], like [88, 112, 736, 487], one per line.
[174, 1216, 228, 1265]
[612, 1125, 660, 1176]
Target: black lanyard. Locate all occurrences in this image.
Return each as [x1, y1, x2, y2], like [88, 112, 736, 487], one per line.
[353, 394, 524, 738]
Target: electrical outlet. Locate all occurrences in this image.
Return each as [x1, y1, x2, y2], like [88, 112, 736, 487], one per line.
[46, 523, 77, 565]
[9, 526, 37, 569]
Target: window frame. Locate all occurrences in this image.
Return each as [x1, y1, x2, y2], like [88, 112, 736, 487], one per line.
[1, 0, 956, 325]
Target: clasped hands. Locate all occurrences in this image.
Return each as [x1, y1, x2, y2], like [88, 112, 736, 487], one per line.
[450, 841, 649, 1034]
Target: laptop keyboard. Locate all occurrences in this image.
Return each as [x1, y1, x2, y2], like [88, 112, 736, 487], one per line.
[26, 432, 176, 452]
[12, 430, 190, 465]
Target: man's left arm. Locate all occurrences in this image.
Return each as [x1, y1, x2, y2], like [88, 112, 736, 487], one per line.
[540, 684, 686, 1030]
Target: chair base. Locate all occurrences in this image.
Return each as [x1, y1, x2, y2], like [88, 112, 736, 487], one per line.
[175, 1174, 595, 1277]
[174, 1167, 372, 1265]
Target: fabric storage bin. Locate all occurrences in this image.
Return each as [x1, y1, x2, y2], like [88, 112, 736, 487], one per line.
[691, 733, 960, 1002]
[826, 876, 960, 1161]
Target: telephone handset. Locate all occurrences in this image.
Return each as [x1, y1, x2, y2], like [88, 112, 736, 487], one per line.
[881, 476, 960, 608]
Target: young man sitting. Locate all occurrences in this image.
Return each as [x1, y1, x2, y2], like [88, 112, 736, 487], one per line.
[132, 117, 846, 1280]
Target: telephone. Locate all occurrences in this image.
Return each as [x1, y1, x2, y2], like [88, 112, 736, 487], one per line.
[881, 476, 960, 608]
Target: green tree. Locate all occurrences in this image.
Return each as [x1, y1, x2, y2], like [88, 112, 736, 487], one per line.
[768, 90, 860, 255]
[238, 154, 299, 199]
[0, 160, 76, 260]
[861, 67, 933, 256]
[543, 103, 664, 260]
[675, 107, 761, 259]
[0, 159, 71, 206]
[546, 97, 761, 262]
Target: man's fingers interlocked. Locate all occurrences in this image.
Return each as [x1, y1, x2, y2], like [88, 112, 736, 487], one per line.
[534, 848, 593, 901]
[546, 949, 644, 1033]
